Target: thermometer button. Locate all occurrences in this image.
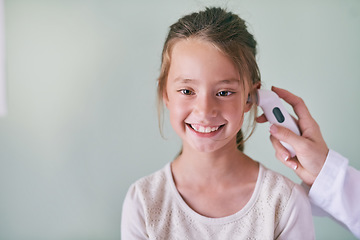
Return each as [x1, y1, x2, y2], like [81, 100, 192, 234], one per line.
[272, 107, 285, 123]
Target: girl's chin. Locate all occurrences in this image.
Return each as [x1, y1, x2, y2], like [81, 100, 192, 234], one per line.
[185, 140, 236, 154]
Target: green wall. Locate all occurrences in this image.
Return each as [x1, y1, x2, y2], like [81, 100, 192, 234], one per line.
[1, 0, 359, 239]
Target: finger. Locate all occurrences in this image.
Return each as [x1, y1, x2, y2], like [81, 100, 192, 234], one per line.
[269, 124, 306, 151]
[290, 114, 299, 128]
[270, 135, 290, 161]
[287, 159, 300, 171]
[256, 113, 268, 123]
[271, 86, 313, 121]
[270, 135, 300, 170]
[293, 163, 317, 186]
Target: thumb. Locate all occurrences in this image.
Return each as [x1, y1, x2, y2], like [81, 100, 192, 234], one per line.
[270, 124, 302, 150]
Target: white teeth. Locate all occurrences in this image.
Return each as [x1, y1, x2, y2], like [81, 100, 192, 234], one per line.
[191, 125, 220, 133]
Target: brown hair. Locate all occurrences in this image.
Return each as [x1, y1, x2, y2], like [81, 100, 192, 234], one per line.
[157, 7, 261, 151]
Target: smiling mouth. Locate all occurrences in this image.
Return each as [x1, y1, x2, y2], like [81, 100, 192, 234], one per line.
[187, 124, 225, 133]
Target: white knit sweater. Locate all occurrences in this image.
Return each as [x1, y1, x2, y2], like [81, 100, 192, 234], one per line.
[121, 163, 314, 240]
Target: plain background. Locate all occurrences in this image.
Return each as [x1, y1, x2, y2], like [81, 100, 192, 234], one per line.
[1, 0, 359, 239]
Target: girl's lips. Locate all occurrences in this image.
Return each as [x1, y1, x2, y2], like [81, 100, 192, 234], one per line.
[186, 123, 225, 134]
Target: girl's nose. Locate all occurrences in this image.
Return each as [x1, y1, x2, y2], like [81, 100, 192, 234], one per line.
[194, 94, 218, 118]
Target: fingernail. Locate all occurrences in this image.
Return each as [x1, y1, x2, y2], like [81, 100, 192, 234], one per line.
[284, 155, 289, 161]
[293, 164, 298, 170]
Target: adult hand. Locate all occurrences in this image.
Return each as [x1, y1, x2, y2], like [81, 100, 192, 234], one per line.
[257, 86, 329, 186]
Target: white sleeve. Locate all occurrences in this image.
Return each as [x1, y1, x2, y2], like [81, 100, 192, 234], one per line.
[307, 149, 360, 238]
[275, 184, 315, 240]
[121, 184, 148, 240]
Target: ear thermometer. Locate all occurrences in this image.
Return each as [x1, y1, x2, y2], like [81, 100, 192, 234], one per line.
[255, 89, 301, 157]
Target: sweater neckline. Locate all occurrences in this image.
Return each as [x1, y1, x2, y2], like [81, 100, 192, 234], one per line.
[164, 162, 264, 225]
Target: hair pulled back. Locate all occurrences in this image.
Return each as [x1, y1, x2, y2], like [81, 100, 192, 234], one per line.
[157, 7, 261, 151]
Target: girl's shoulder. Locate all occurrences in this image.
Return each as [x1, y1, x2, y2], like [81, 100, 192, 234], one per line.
[251, 165, 309, 232]
[126, 163, 173, 202]
[259, 164, 296, 192]
[256, 164, 308, 214]
[257, 164, 302, 202]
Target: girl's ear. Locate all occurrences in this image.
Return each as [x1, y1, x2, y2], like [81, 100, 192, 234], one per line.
[244, 82, 261, 112]
[244, 98, 252, 113]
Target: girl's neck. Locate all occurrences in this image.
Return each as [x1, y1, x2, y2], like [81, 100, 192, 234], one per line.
[171, 142, 256, 187]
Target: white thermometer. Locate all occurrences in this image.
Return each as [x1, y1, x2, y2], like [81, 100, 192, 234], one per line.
[256, 89, 300, 157]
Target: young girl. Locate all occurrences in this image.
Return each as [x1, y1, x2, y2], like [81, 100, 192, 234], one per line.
[122, 7, 314, 239]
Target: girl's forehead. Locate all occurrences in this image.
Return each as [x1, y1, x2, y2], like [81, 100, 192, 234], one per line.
[168, 39, 240, 80]
[171, 38, 223, 55]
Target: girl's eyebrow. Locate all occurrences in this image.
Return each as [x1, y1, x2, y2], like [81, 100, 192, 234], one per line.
[218, 79, 240, 85]
[174, 78, 240, 85]
[174, 78, 195, 84]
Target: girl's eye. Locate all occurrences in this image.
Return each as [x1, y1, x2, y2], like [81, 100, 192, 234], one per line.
[217, 91, 233, 97]
[179, 89, 194, 95]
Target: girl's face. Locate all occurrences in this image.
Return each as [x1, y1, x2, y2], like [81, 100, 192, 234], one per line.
[164, 39, 251, 153]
